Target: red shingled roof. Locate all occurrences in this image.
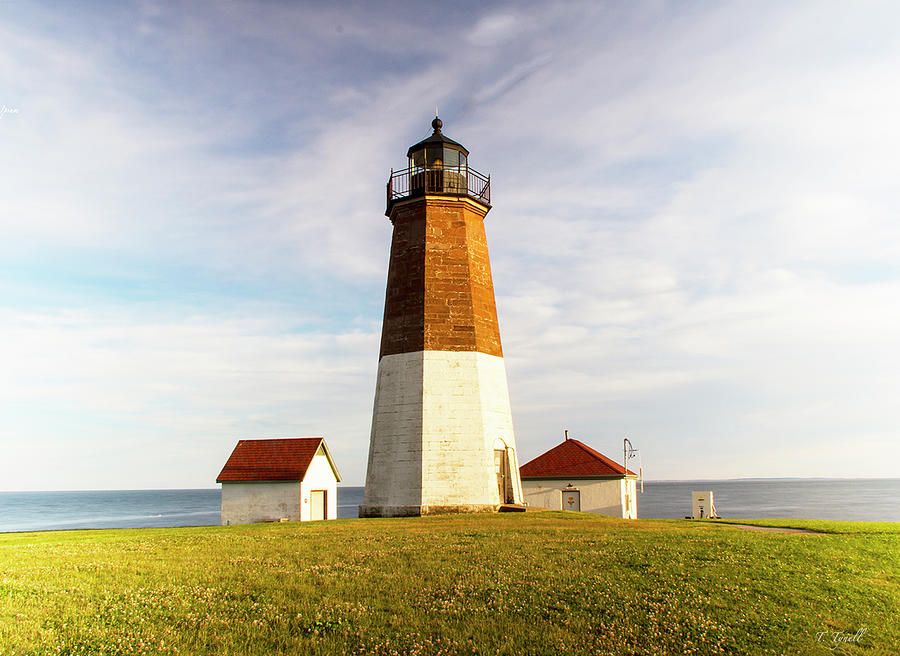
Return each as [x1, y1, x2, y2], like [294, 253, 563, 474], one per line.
[519, 438, 635, 478]
[217, 437, 338, 482]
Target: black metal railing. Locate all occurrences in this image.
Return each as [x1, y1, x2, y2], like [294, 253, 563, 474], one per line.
[386, 166, 491, 210]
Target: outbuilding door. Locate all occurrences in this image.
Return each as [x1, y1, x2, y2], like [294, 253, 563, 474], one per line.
[310, 490, 326, 521]
[562, 490, 581, 511]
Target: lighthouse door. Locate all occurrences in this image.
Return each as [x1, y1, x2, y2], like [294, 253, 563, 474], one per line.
[494, 450, 511, 503]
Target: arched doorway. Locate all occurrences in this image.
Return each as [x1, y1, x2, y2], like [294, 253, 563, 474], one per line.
[493, 438, 516, 504]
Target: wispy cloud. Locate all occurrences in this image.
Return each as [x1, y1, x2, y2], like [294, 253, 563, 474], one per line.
[2, 1, 899, 488]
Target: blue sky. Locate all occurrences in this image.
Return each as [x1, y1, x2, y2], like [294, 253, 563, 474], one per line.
[2, 1, 898, 489]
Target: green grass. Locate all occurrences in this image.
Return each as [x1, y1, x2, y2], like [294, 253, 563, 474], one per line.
[1, 513, 897, 655]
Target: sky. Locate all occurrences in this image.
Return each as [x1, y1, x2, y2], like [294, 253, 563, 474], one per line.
[2, 1, 899, 490]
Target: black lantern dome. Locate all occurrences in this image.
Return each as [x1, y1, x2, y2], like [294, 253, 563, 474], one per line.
[406, 117, 470, 168]
[386, 116, 490, 215]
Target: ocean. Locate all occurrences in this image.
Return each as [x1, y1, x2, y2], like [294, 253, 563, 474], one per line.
[1, 479, 898, 533]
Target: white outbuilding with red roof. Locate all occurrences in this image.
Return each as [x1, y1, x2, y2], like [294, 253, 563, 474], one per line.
[519, 437, 637, 518]
[216, 437, 341, 525]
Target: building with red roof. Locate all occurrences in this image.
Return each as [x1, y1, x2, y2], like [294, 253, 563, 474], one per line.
[217, 437, 341, 525]
[519, 436, 638, 518]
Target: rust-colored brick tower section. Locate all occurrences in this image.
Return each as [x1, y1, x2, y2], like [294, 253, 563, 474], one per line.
[380, 197, 502, 358]
[360, 117, 524, 517]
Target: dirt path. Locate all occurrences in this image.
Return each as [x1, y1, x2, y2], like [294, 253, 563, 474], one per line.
[712, 522, 824, 535]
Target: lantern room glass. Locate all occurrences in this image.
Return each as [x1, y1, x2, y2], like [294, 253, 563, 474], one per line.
[410, 149, 425, 172]
[408, 146, 468, 194]
[409, 146, 466, 171]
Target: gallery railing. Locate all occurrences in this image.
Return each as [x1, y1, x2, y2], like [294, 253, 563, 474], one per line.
[386, 166, 491, 211]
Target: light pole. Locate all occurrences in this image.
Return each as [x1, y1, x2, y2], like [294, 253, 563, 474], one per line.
[623, 437, 643, 494]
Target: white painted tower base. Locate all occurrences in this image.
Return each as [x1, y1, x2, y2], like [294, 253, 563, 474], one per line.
[360, 350, 524, 516]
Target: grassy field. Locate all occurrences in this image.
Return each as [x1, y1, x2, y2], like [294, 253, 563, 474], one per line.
[1, 513, 897, 655]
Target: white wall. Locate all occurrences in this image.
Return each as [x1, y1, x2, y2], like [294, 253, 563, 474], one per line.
[362, 350, 523, 515]
[420, 351, 523, 508]
[221, 481, 301, 525]
[299, 446, 338, 521]
[622, 478, 637, 519]
[362, 351, 425, 512]
[522, 478, 638, 518]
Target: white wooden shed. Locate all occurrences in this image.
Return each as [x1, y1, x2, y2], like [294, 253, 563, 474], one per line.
[216, 437, 341, 525]
[519, 437, 637, 518]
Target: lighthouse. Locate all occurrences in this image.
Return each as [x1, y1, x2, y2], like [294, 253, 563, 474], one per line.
[359, 117, 524, 517]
